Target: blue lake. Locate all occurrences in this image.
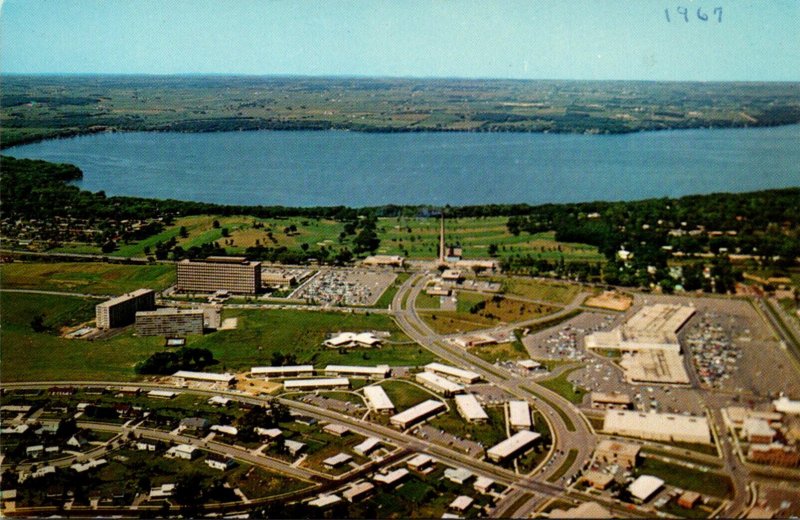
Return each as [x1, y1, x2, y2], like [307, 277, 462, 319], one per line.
[5, 125, 800, 207]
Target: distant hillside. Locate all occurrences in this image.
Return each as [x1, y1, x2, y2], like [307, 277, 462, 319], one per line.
[2, 75, 799, 148]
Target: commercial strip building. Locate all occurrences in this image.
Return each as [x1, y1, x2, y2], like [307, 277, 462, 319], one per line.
[362, 255, 405, 268]
[324, 365, 391, 379]
[96, 288, 156, 329]
[486, 430, 542, 463]
[250, 365, 315, 379]
[363, 386, 395, 414]
[603, 410, 712, 445]
[424, 362, 482, 384]
[283, 378, 350, 391]
[591, 392, 633, 410]
[353, 437, 381, 456]
[454, 394, 489, 423]
[373, 468, 409, 487]
[176, 256, 261, 294]
[415, 371, 465, 397]
[171, 371, 236, 390]
[390, 399, 446, 429]
[135, 308, 204, 336]
[585, 304, 695, 385]
[508, 400, 532, 431]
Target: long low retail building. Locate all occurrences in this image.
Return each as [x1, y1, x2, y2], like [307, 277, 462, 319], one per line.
[487, 430, 542, 462]
[363, 386, 395, 414]
[250, 365, 315, 379]
[324, 365, 391, 379]
[416, 372, 464, 397]
[603, 410, 712, 444]
[171, 371, 236, 389]
[424, 363, 481, 384]
[390, 399, 446, 429]
[283, 378, 350, 391]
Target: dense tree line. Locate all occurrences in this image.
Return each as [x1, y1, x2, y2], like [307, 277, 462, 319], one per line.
[134, 347, 216, 375]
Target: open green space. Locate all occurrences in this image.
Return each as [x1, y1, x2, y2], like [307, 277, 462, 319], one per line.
[428, 405, 508, 447]
[0, 261, 175, 295]
[636, 457, 733, 498]
[373, 271, 410, 309]
[468, 341, 529, 363]
[420, 293, 559, 335]
[378, 380, 438, 412]
[0, 292, 436, 382]
[537, 366, 588, 404]
[501, 277, 583, 305]
[414, 291, 442, 310]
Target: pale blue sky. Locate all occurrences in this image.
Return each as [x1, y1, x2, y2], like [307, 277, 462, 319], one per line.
[1, 0, 798, 80]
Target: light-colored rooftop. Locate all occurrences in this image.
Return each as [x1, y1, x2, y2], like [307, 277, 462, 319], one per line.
[390, 399, 446, 427]
[363, 385, 395, 410]
[424, 362, 481, 383]
[603, 410, 711, 444]
[325, 364, 391, 376]
[283, 378, 349, 390]
[454, 394, 489, 422]
[628, 475, 664, 501]
[251, 365, 314, 376]
[172, 370, 235, 383]
[487, 430, 541, 461]
[508, 400, 531, 428]
[416, 371, 465, 393]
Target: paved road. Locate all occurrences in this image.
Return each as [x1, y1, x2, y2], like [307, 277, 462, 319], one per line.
[389, 273, 597, 485]
[0, 288, 110, 299]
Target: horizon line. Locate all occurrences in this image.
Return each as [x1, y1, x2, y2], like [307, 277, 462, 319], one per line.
[3, 72, 800, 84]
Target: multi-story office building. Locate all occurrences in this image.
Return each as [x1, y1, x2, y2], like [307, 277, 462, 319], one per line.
[176, 256, 261, 294]
[96, 288, 156, 329]
[135, 308, 204, 336]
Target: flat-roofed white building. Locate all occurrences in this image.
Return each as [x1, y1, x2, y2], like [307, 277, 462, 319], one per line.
[742, 418, 776, 444]
[165, 444, 198, 460]
[474, 476, 495, 493]
[324, 332, 383, 349]
[603, 410, 712, 445]
[323, 453, 352, 468]
[416, 372, 464, 397]
[254, 427, 282, 439]
[774, 396, 800, 415]
[148, 390, 177, 399]
[449, 495, 474, 512]
[283, 378, 350, 391]
[308, 494, 342, 508]
[591, 392, 632, 410]
[324, 364, 391, 379]
[628, 475, 664, 502]
[343, 481, 374, 503]
[508, 400, 532, 431]
[373, 468, 409, 487]
[363, 385, 395, 414]
[210, 424, 238, 436]
[424, 363, 481, 384]
[455, 394, 489, 423]
[363, 255, 405, 268]
[584, 304, 694, 385]
[444, 467, 473, 485]
[407, 453, 434, 472]
[250, 365, 314, 379]
[323, 424, 350, 437]
[487, 430, 541, 463]
[171, 370, 236, 389]
[284, 439, 306, 457]
[354, 437, 381, 456]
[96, 288, 156, 329]
[390, 399, 446, 429]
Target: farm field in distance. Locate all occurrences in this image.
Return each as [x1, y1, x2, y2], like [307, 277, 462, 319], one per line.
[3, 76, 799, 148]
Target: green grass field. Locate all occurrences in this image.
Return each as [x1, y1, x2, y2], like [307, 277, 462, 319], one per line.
[0, 292, 437, 382]
[537, 366, 588, 404]
[501, 278, 583, 305]
[378, 380, 438, 411]
[0, 262, 175, 295]
[468, 341, 529, 363]
[54, 213, 603, 264]
[636, 457, 733, 498]
[428, 405, 508, 447]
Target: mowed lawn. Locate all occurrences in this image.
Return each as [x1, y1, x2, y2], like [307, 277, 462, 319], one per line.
[190, 308, 436, 370]
[376, 216, 603, 261]
[1, 292, 163, 382]
[0, 262, 175, 295]
[1, 292, 436, 383]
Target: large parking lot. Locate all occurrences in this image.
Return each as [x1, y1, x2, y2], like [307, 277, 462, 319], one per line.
[291, 268, 397, 306]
